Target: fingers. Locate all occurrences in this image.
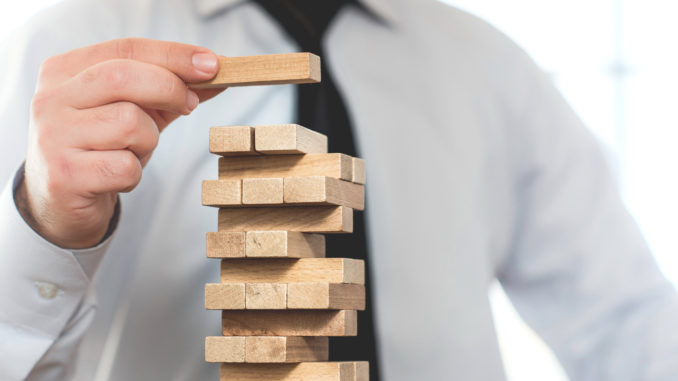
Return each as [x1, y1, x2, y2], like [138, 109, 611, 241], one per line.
[39, 38, 218, 89]
[67, 149, 144, 195]
[63, 59, 198, 114]
[69, 102, 160, 161]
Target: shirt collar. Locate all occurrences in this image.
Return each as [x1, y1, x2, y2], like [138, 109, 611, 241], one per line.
[193, 0, 398, 24]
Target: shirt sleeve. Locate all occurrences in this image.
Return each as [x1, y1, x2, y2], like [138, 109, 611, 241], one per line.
[498, 68, 678, 380]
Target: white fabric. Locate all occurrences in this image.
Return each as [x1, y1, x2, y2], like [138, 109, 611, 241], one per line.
[0, 0, 677, 380]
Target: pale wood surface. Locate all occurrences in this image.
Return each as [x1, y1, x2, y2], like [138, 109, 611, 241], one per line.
[219, 154, 353, 182]
[220, 258, 364, 284]
[220, 362, 369, 381]
[189, 53, 320, 89]
[283, 176, 364, 210]
[221, 310, 357, 336]
[218, 206, 353, 233]
[245, 283, 287, 309]
[205, 282, 364, 310]
[206, 232, 246, 258]
[205, 283, 245, 310]
[245, 337, 329, 363]
[287, 283, 365, 310]
[352, 158, 366, 185]
[254, 124, 328, 154]
[246, 231, 325, 258]
[205, 336, 246, 363]
[202, 180, 242, 207]
[242, 178, 284, 205]
[209, 126, 257, 156]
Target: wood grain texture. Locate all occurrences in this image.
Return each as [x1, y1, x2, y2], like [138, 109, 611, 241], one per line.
[352, 158, 366, 185]
[246, 231, 325, 258]
[254, 124, 328, 154]
[218, 154, 353, 182]
[206, 232, 246, 258]
[242, 178, 284, 205]
[218, 206, 353, 233]
[189, 53, 320, 89]
[283, 176, 364, 210]
[245, 337, 328, 363]
[205, 283, 245, 310]
[246, 283, 287, 309]
[287, 283, 365, 310]
[220, 258, 364, 284]
[209, 126, 257, 156]
[220, 362, 369, 381]
[202, 180, 242, 207]
[221, 310, 357, 336]
[205, 336, 246, 363]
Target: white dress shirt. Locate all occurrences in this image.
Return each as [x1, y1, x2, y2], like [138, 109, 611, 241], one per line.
[1, 0, 678, 380]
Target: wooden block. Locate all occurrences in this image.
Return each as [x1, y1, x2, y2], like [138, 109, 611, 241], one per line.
[205, 336, 246, 363]
[209, 126, 257, 156]
[206, 232, 246, 258]
[283, 176, 364, 210]
[242, 178, 283, 205]
[218, 206, 352, 233]
[219, 154, 353, 182]
[254, 124, 328, 154]
[245, 337, 328, 363]
[220, 362, 369, 381]
[205, 283, 245, 310]
[352, 158, 366, 185]
[220, 258, 364, 284]
[246, 283, 287, 309]
[202, 180, 242, 207]
[189, 52, 321, 89]
[287, 283, 365, 310]
[221, 310, 357, 336]
[246, 231, 325, 258]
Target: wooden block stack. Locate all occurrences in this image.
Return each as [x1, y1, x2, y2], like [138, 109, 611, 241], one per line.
[202, 122, 368, 380]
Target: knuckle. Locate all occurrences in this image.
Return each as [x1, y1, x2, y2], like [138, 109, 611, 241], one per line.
[38, 55, 60, 79]
[114, 38, 137, 59]
[118, 152, 142, 183]
[116, 102, 141, 136]
[104, 62, 131, 90]
[30, 90, 54, 118]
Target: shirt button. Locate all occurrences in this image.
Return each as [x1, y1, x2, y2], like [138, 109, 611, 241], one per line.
[36, 282, 60, 300]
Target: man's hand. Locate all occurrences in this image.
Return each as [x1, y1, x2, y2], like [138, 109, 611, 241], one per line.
[18, 38, 223, 249]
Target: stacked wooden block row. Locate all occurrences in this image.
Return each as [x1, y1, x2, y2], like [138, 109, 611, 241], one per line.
[203, 124, 368, 381]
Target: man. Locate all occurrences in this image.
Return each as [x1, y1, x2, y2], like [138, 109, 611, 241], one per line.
[1, 0, 677, 380]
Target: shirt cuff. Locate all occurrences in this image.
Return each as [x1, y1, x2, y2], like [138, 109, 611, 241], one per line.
[0, 165, 115, 337]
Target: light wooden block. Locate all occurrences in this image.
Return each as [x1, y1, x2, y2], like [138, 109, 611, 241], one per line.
[218, 206, 353, 233]
[221, 310, 358, 336]
[245, 337, 328, 363]
[220, 258, 364, 284]
[205, 283, 245, 310]
[205, 336, 246, 363]
[352, 158, 366, 185]
[242, 178, 283, 205]
[246, 231, 325, 258]
[209, 126, 257, 156]
[254, 124, 327, 154]
[287, 283, 365, 310]
[220, 362, 369, 381]
[283, 176, 364, 210]
[189, 52, 321, 89]
[206, 232, 246, 258]
[202, 180, 242, 207]
[218, 154, 353, 182]
[246, 283, 287, 309]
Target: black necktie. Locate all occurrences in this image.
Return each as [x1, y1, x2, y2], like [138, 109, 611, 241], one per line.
[250, 1, 380, 380]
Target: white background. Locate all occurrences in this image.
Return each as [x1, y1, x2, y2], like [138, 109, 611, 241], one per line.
[2, 1, 677, 380]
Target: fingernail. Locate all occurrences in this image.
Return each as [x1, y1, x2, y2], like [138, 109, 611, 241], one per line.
[192, 52, 218, 74]
[187, 90, 199, 111]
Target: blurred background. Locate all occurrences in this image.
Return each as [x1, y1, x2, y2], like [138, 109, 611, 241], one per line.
[2, 1, 676, 380]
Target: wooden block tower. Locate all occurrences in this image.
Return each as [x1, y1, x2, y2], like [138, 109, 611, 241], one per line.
[195, 53, 369, 381]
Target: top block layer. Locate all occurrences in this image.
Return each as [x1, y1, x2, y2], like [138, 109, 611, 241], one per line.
[189, 53, 321, 89]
